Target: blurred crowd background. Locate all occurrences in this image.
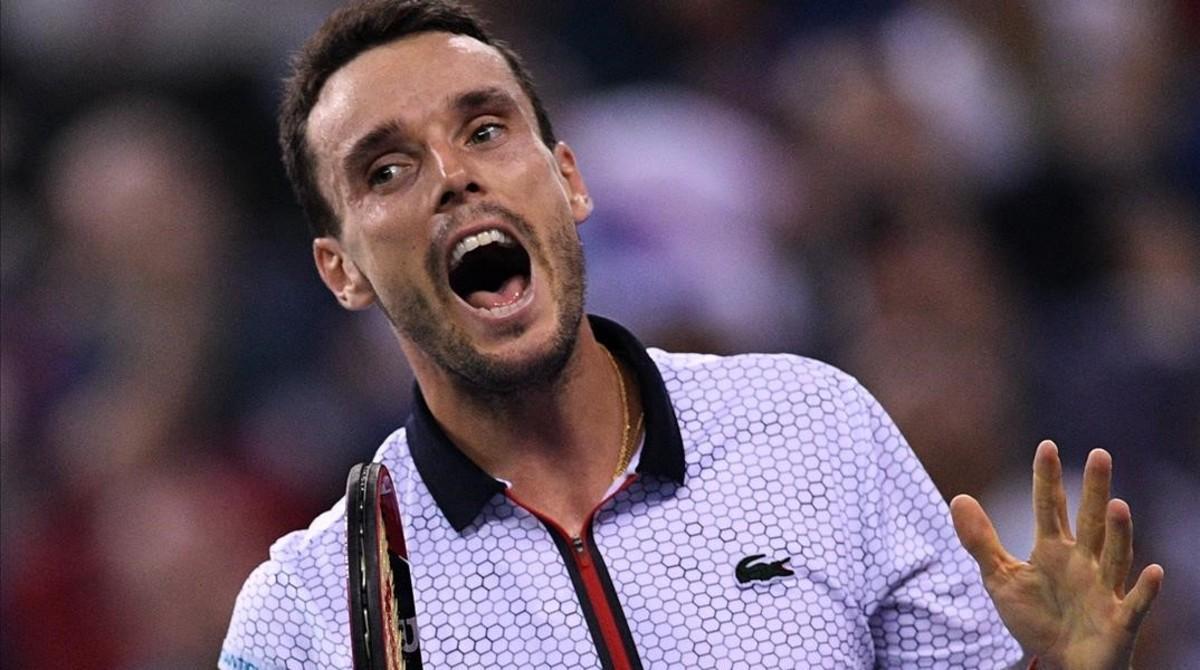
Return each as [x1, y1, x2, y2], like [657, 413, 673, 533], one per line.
[2, 0, 1198, 667]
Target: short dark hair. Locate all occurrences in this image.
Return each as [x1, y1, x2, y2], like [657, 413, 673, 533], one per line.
[279, 0, 557, 238]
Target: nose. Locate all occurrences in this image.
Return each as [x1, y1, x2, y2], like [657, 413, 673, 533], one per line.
[432, 143, 481, 210]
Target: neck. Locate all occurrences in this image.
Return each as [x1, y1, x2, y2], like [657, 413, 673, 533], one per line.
[409, 319, 641, 536]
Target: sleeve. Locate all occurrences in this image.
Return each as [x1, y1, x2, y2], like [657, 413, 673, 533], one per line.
[843, 379, 1026, 669]
[219, 559, 302, 670]
[219, 554, 345, 670]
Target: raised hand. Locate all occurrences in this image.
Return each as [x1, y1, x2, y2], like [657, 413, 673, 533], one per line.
[950, 441, 1164, 670]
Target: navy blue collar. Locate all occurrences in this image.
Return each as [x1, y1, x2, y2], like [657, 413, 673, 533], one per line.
[406, 315, 686, 532]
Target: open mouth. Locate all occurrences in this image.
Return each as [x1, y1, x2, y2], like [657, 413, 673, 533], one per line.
[447, 228, 532, 316]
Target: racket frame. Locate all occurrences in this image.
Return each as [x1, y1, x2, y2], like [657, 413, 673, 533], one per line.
[347, 462, 421, 670]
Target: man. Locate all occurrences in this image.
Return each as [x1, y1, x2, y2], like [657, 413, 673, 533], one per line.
[222, 1, 1163, 668]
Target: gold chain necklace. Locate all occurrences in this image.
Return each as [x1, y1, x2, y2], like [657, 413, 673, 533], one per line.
[602, 346, 643, 478]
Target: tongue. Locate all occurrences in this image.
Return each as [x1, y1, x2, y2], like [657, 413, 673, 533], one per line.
[466, 274, 527, 310]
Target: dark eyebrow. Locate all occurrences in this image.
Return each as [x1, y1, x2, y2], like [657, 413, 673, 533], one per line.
[342, 118, 408, 178]
[340, 88, 518, 178]
[452, 86, 519, 119]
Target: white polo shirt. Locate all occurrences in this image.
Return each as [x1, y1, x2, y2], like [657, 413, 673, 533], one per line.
[220, 316, 1022, 669]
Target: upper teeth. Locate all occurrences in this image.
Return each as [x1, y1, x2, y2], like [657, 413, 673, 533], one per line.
[450, 229, 514, 268]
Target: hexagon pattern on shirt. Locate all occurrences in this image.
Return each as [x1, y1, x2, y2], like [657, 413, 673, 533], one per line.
[221, 350, 1022, 669]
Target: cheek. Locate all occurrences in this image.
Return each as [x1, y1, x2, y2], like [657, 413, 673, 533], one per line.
[486, 137, 565, 194]
[503, 156, 572, 210]
[350, 213, 427, 285]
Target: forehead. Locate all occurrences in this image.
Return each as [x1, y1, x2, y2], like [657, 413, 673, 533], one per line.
[306, 32, 524, 164]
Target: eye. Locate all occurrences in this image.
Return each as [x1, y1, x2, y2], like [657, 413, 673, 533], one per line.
[468, 122, 504, 145]
[368, 163, 403, 188]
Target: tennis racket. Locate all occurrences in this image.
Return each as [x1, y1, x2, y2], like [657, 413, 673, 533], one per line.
[347, 462, 423, 669]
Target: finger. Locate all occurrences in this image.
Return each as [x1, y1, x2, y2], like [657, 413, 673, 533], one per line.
[950, 494, 1015, 579]
[1075, 448, 1112, 557]
[1122, 563, 1164, 632]
[1100, 498, 1134, 595]
[1033, 440, 1071, 540]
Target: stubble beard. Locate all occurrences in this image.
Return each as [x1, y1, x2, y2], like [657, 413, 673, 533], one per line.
[380, 204, 587, 403]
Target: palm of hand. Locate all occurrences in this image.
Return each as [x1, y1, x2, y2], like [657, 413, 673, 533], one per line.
[986, 541, 1131, 668]
[951, 442, 1163, 670]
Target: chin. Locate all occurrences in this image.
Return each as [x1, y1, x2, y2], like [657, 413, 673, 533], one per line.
[457, 307, 583, 394]
[387, 284, 584, 398]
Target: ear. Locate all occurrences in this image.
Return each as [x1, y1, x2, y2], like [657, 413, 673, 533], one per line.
[313, 236, 376, 310]
[554, 141, 592, 224]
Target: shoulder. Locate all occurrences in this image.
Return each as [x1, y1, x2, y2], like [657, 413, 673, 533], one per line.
[264, 426, 416, 565]
[220, 532, 346, 669]
[220, 427, 415, 669]
[650, 347, 857, 382]
[649, 348, 905, 481]
[649, 348, 872, 411]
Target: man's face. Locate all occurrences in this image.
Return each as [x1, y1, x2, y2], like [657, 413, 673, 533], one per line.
[306, 32, 592, 393]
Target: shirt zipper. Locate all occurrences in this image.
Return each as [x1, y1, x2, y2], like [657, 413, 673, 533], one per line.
[565, 526, 631, 670]
[507, 475, 640, 670]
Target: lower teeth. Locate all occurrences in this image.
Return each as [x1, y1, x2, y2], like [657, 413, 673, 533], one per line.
[474, 287, 529, 317]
